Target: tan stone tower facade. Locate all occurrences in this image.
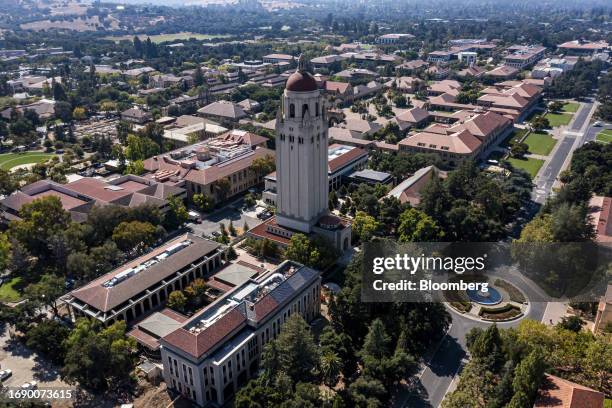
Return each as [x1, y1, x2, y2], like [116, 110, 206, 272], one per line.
[275, 55, 329, 233]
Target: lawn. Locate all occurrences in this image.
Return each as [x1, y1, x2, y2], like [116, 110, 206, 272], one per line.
[561, 102, 579, 113]
[596, 129, 612, 144]
[501, 128, 528, 148]
[104, 32, 230, 44]
[0, 277, 24, 303]
[544, 112, 572, 127]
[506, 157, 545, 179]
[524, 132, 557, 156]
[0, 152, 55, 171]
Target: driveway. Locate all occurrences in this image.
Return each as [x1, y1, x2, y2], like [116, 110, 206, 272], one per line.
[397, 302, 548, 408]
[187, 203, 263, 238]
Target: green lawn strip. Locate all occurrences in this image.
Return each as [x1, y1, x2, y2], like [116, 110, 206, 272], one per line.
[506, 157, 545, 179]
[561, 102, 579, 113]
[501, 128, 528, 148]
[596, 130, 612, 144]
[0, 277, 25, 303]
[524, 132, 556, 156]
[0, 153, 55, 170]
[544, 112, 572, 127]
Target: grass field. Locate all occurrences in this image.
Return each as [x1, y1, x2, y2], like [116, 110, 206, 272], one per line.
[596, 129, 612, 144]
[524, 132, 557, 155]
[501, 128, 528, 147]
[0, 277, 24, 303]
[104, 32, 230, 44]
[561, 102, 579, 113]
[0, 152, 55, 171]
[545, 112, 572, 127]
[506, 157, 545, 179]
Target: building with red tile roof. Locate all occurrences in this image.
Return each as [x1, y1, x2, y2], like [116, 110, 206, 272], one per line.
[558, 40, 609, 56]
[142, 134, 274, 205]
[64, 233, 225, 325]
[387, 165, 447, 206]
[160, 260, 321, 406]
[534, 374, 604, 408]
[0, 174, 185, 224]
[398, 110, 512, 165]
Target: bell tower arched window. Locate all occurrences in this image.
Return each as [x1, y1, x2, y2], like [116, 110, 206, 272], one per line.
[289, 104, 295, 118]
[315, 103, 319, 117]
[302, 104, 309, 118]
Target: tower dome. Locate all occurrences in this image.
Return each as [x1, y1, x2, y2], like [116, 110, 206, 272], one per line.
[285, 54, 318, 92]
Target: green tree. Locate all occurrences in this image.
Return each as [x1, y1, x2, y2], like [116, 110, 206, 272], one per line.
[353, 211, 379, 242]
[273, 314, 319, 383]
[125, 160, 145, 175]
[62, 319, 135, 390]
[165, 196, 188, 229]
[25, 320, 68, 363]
[397, 207, 444, 242]
[348, 376, 386, 408]
[112, 221, 159, 252]
[193, 193, 214, 212]
[284, 234, 312, 265]
[511, 349, 546, 404]
[24, 274, 65, 317]
[167, 290, 187, 312]
[0, 233, 11, 272]
[321, 351, 341, 387]
[124, 134, 159, 161]
[10, 196, 70, 256]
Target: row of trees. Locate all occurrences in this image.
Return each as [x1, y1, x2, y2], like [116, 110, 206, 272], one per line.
[344, 159, 532, 243]
[444, 320, 611, 407]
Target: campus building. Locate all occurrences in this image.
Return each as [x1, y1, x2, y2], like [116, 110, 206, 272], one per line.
[0, 174, 186, 224]
[64, 233, 226, 325]
[160, 260, 321, 406]
[262, 143, 368, 206]
[247, 55, 352, 251]
[142, 130, 273, 205]
[398, 110, 512, 166]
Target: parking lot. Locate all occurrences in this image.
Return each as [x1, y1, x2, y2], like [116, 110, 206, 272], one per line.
[187, 203, 266, 238]
[0, 326, 73, 394]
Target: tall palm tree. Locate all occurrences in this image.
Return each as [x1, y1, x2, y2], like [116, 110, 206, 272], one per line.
[320, 351, 341, 388]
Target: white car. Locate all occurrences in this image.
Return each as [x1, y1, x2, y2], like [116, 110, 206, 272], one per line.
[21, 381, 37, 390]
[593, 121, 602, 127]
[0, 369, 12, 381]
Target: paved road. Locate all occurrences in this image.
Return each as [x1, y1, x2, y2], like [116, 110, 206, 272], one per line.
[569, 101, 593, 131]
[532, 102, 595, 204]
[581, 123, 611, 147]
[401, 302, 548, 407]
[186, 197, 263, 237]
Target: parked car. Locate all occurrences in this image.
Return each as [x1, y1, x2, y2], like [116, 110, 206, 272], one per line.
[594, 121, 602, 127]
[21, 381, 37, 390]
[188, 210, 202, 224]
[0, 369, 12, 381]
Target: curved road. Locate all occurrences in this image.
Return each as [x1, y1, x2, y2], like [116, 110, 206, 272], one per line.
[400, 301, 547, 407]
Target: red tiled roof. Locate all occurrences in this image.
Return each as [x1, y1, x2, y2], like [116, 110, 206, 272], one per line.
[325, 81, 351, 94]
[247, 216, 292, 245]
[328, 145, 367, 173]
[162, 307, 247, 358]
[589, 196, 612, 243]
[534, 374, 604, 408]
[69, 233, 220, 312]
